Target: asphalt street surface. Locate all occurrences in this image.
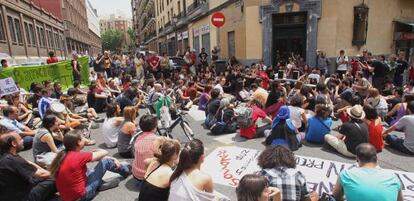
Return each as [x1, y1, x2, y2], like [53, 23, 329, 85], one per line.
[20, 106, 413, 201]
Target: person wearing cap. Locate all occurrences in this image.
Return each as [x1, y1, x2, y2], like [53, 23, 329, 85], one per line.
[46, 51, 59, 64]
[324, 104, 368, 157]
[265, 106, 300, 150]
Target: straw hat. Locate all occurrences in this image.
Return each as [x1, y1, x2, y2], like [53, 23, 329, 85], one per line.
[346, 104, 365, 120]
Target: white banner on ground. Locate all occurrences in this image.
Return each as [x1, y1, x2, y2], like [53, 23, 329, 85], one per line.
[0, 77, 18, 97]
[202, 146, 414, 200]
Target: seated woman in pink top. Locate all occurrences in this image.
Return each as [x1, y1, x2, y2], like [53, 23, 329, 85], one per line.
[132, 114, 164, 183]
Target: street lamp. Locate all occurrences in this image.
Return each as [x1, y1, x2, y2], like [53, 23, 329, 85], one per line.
[173, 17, 178, 55]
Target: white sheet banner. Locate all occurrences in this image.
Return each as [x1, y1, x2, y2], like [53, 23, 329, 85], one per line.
[201, 146, 414, 200]
[0, 77, 19, 97]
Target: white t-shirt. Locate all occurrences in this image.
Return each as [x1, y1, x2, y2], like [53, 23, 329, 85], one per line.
[288, 105, 305, 129]
[102, 117, 121, 148]
[395, 115, 414, 153]
[214, 84, 224, 95]
[336, 56, 349, 71]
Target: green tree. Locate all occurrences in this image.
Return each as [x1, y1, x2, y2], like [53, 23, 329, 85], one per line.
[126, 27, 136, 52]
[101, 30, 123, 53]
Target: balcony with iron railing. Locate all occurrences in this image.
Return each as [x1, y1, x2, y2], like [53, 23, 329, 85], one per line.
[143, 0, 155, 15]
[185, 0, 208, 22]
[137, 0, 150, 17]
[140, 18, 156, 36]
[186, 0, 208, 15]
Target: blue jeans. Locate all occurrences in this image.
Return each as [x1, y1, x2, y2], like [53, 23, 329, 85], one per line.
[23, 136, 33, 150]
[385, 135, 414, 155]
[79, 158, 130, 201]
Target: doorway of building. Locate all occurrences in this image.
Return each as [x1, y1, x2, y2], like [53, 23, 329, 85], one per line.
[272, 12, 307, 66]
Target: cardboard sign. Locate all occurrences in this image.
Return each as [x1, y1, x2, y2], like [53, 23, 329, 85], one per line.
[0, 77, 19, 97]
[202, 146, 414, 200]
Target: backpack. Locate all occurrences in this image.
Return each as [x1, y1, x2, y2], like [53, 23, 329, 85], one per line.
[210, 109, 237, 135]
[234, 107, 254, 128]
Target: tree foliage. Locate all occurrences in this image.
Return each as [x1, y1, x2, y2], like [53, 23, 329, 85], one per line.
[101, 30, 124, 53]
[126, 27, 136, 52]
[127, 27, 136, 44]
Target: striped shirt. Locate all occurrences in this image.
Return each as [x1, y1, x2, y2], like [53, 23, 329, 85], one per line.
[38, 97, 53, 119]
[132, 132, 156, 180]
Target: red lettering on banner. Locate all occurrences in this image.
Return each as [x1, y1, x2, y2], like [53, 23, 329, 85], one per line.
[217, 149, 240, 186]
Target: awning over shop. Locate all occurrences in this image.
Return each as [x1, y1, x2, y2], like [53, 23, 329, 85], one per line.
[394, 20, 414, 40]
[394, 19, 414, 30]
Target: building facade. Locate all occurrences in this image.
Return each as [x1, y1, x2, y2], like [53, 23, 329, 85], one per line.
[61, 0, 90, 55]
[136, 0, 414, 69]
[86, 0, 102, 56]
[0, 0, 66, 65]
[100, 14, 132, 50]
[132, 0, 157, 52]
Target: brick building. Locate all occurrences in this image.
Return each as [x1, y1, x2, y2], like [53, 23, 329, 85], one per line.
[61, 0, 90, 55]
[0, 0, 66, 65]
[100, 14, 132, 50]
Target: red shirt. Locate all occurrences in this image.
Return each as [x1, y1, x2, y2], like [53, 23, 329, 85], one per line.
[56, 151, 93, 201]
[258, 71, 269, 90]
[409, 66, 414, 81]
[186, 86, 197, 100]
[190, 53, 197, 64]
[147, 56, 160, 71]
[123, 81, 131, 91]
[47, 57, 59, 64]
[240, 105, 267, 139]
[368, 119, 384, 152]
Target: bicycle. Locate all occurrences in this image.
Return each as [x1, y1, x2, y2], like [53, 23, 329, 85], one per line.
[142, 102, 194, 141]
[157, 109, 194, 141]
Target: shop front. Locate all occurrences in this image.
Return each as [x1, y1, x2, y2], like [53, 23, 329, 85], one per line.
[394, 20, 414, 64]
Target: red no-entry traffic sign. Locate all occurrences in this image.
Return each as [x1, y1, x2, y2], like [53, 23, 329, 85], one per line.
[211, 12, 225, 27]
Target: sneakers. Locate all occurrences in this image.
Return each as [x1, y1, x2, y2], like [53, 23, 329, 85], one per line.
[98, 178, 120, 191]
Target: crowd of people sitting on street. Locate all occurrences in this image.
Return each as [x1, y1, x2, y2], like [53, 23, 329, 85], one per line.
[0, 47, 413, 201]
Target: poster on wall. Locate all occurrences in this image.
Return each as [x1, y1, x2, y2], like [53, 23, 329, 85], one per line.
[202, 146, 414, 200]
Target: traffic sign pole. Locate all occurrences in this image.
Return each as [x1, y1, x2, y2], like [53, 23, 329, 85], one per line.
[211, 12, 225, 60]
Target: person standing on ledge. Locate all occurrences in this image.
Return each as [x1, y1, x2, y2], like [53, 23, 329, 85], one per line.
[47, 51, 59, 64]
[72, 52, 81, 84]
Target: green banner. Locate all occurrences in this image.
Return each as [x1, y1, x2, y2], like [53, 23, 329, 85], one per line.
[0, 56, 90, 91]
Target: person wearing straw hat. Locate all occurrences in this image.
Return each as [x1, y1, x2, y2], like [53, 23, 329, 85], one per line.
[324, 104, 368, 157]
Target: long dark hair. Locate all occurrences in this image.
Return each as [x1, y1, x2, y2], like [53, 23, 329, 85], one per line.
[42, 115, 57, 134]
[169, 139, 204, 183]
[106, 102, 119, 118]
[236, 174, 269, 201]
[49, 130, 82, 176]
